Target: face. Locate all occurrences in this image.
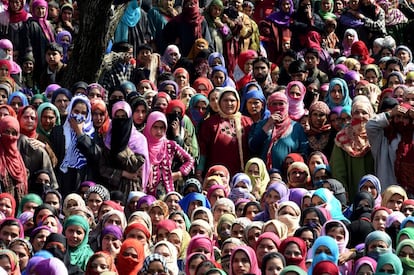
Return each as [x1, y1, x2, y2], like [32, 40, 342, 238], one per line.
[109, 91, 125, 102]
[388, 76, 401, 89]
[327, 227, 345, 243]
[281, 0, 291, 12]
[46, 50, 62, 66]
[9, 96, 22, 113]
[151, 121, 166, 140]
[365, 70, 378, 84]
[247, 228, 261, 247]
[253, 61, 269, 81]
[65, 225, 85, 248]
[89, 256, 110, 273]
[213, 205, 231, 222]
[170, 213, 186, 230]
[305, 54, 319, 69]
[10, 243, 29, 271]
[288, 169, 307, 187]
[0, 225, 19, 246]
[208, 189, 225, 206]
[330, 84, 343, 104]
[257, 238, 278, 263]
[208, 91, 220, 112]
[0, 198, 13, 217]
[165, 194, 181, 212]
[246, 98, 263, 117]
[353, 108, 370, 122]
[264, 257, 284, 275]
[42, 216, 59, 233]
[138, 82, 152, 94]
[219, 92, 238, 115]
[310, 110, 327, 130]
[156, 228, 169, 242]
[154, 98, 168, 113]
[268, 100, 286, 115]
[0, 91, 7, 105]
[398, 245, 414, 261]
[284, 242, 302, 259]
[308, 155, 324, 175]
[300, 230, 314, 249]
[23, 201, 39, 213]
[188, 257, 203, 275]
[212, 71, 226, 87]
[386, 194, 404, 211]
[245, 205, 260, 221]
[87, 193, 103, 217]
[266, 190, 280, 205]
[149, 206, 165, 227]
[356, 264, 373, 275]
[372, 210, 389, 231]
[102, 233, 122, 254]
[34, 5, 46, 17]
[303, 211, 320, 226]
[232, 250, 251, 275]
[367, 240, 388, 253]
[33, 229, 51, 251]
[54, 94, 70, 115]
[175, 73, 188, 88]
[40, 109, 57, 132]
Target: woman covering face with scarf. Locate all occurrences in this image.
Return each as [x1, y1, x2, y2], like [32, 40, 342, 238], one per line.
[249, 92, 309, 171]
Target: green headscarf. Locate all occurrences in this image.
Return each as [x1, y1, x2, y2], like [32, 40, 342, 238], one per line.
[376, 252, 403, 275]
[63, 215, 93, 271]
[217, 213, 236, 240]
[18, 193, 43, 216]
[397, 227, 414, 243]
[206, 268, 227, 275]
[318, 0, 336, 20]
[280, 265, 307, 275]
[30, 94, 48, 105]
[396, 239, 414, 274]
[36, 102, 61, 138]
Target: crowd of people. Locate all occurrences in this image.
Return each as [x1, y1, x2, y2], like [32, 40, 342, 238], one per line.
[0, 0, 413, 274]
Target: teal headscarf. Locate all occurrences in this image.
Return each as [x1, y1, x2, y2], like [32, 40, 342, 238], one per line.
[30, 94, 48, 105]
[308, 235, 340, 275]
[114, 0, 141, 43]
[376, 252, 403, 275]
[36, 102, 61, 137]
[396, 239, 414, 274]
[326, 78, 352, 109]
[312, 188, 350, 223]
[18, 193, 43, 216]
[63, 215, 93, 271]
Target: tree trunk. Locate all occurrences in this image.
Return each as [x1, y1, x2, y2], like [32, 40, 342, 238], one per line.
[61, 0, 127, 87]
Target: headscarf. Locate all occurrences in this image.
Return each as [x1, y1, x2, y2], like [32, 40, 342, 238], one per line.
[244, 157, 270, 196]
[186, 235, 215, 261]
[141, 254, 169, 275]
[116, 238, 145, 275]
[8, 0, 29, 24]
[308, 236, 339, 275]
[187, 38, 209, 61]
[212, 66, 236, 88]
[320, 220, 349, 253]
[277, 201, 301, 236]
[342, 29, 359, 57]
[90, 99, 110, 135]
[312, 188, 349, 223]
[18, 193, 42, 216]
[289, 188, 308, 208]
[229, 246, 260, 275]
[0, 116, 27, 193]
[351, 41, 375, 65]
[240, 89, 270, 121]
[36, 102, 60, 137]
[307, 101, 331, 135]
[326, 78, 352, 109]
[62, 193, 86, 217]
[63, 215, 93, 270]
[31, 0, 55, 42]
[381, 185, 408, 208]
[266, 0, 294, 26]
[17, 105, 38, 138]
[279, 237, 307, 271]
[364, 231, 392, 261]
[353, 256, 377, 275]
[7, 91, 29, 107]
[359, 174, 382, 207]
[285, 81, 306, 121]
[162, 45, 181, 68]
[124, 223, 150, 242]
[55, 30, 72, 63]
[266, 92, 292, 169]
[0, 194, 15, 218]
[375, 253, 403, 275]
[178, 0, 204, 38]
[0, 104, 16, 118]
[188, 93, 209, 126]
[60, 95, 94, 173]
[0, 250, 20, 275]
[104, 101, 150, 185]
[192, 77, 214, 96]
[208, 52, 225, 68]
[114, 0, 141, 43]
[396, 239, 414, 273]
[280, 266, 307, 275]
[143, 111, 167, 164]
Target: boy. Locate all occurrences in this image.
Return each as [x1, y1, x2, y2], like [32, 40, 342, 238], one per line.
[39, 43, 67, 91]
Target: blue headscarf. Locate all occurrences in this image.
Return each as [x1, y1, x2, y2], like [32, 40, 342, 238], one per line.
[325, 78, 352, 109]
[358, 174, 382, 207]
[114, 0, 141, 43]
[240, 89, 270, 120]
[401, 216, 414, 229]
[51, 88, 73, 105]
[179, 192, 211, 216]
[364, 231, 392, 261]
[308, 236, 339, 275]
[188, 94, 209, 127]
[7, 91, 29, 106]
[208, 52, 225, 67]
[312, 188, 349, 223]
[211, 65, 236, 88]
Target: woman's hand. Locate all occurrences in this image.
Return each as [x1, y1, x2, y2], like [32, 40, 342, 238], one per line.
[171, 120, 180, 137]
[172, 171, 182, 181]
[69, 117, 84, 136]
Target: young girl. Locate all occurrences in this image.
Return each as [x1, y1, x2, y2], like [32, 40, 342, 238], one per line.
[143, 111, 194, 198]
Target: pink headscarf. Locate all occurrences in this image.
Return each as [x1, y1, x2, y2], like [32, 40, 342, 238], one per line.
[230, 246, 260, 275]
[31, 0, 55, 42]
[143, 111, 168, 165]
[186, 235, 215, 261]
[285, 81, 306, 121]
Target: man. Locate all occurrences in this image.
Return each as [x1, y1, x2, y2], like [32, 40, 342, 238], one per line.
[252, 56, 276, 97]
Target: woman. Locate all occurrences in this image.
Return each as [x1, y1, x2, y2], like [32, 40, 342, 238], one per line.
[0, 249, 20, 275]
[306, 101, 335, 157]
[255, 232, 281, 266]
[198, 87, 253, 176]
[0, 116, 28, 206]
[244, 157, 270, 198]
[187, 94, 209, 130]
[63, 215, 93, 271]
[117, 238, 145, 275]
[312, 188, 349, 223]
[130, 96, 149, 132]
[260, 0, 293, 63]
[308, 236, 339, 274]
[376, 253, 403, 275]
[330, 95, 375, 201]
[0, 0, 30, 52]
[364, 230, 392, 261]
[36, 102, 61, 144]
[49, 95, 96, 197]
[359, 174, 382, 207]
[20, 0, 55, 71]
[326, 78, 352, 110]
[143, 111, 194, 198]
[101, 101, 150, 193]
[153, 241, 179, 275]
[85, 251, 117, 275]
[203, 0, 228, 54]
[278, 237, 307, 271]
[9, 238, 32, 272]
[381, 185, 408, 211]
[140, 254, 169, 275]
[229, 246, 260, 275]
[240, 89, 270, 123]
[260, 252, 286, 275]
[285, 81, 306, 121]
[353, 256, 377, 275]
[7, 91, 28, 113]
[255, 182, 289, 222]
[249, 92, 309, 171]
[396, 239, 414, 274]
[90, 99, 110, 146]
[210, 65, 236, 88]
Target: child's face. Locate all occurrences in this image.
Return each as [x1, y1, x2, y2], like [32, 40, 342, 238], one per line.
[46, 50, 63, 65]
[48, 7, 59, 18]
[22, 61, 34, 73]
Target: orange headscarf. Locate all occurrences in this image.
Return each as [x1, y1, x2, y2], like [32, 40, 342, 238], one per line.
[116, 238, 145, 275]
[91, 99, 110, 136]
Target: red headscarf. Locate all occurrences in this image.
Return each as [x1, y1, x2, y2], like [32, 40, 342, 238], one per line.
[9, 0, 29, 23]
[166, 99, 186, 115]
[351, 41, 375, 65]
[0, 193, 16, 217]
[17, 105, 38, 138]
[0, 105, 17, 118]
[0, 116, 27, 194]
[116, 238, 145, 275]
[238, 50, 258, 72]
[91, 99, 110, 136]
[313, 260, 339, 274]
[0, 60, 11, 77]
[192, 77, 214, 96]
[179, 0, 204, 38]
[279, 237, 308, 271]
[124, 222, 151, 240]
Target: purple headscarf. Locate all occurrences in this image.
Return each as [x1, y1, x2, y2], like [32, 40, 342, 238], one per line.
[104, 101, 150, 185]
[266, 0, 294, 26]
[289, 188, 308, 208]
[101, 225, 123, 241]
[137, 195, 157, 210]
[267, 181, 289, 203]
